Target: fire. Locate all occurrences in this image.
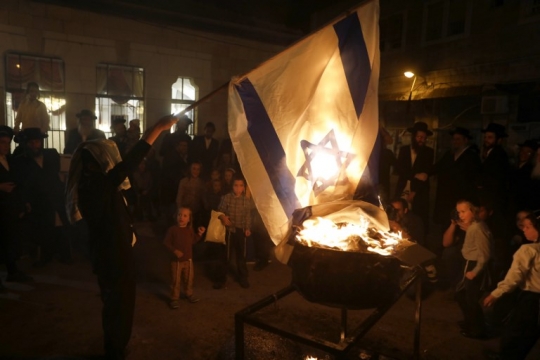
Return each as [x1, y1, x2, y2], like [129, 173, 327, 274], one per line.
[305, 357, 318, 360]
[296, 216, 404, 256]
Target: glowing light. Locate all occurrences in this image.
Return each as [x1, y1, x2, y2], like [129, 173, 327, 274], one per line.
[16, 64, 20, 68]
[310, 150, 339, 181]
[296, 215, 406, 256]
[404, 71, 415, 78]
[305, 357, 318, 360]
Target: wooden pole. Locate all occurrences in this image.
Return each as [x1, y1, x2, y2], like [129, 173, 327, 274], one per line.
[173, 81, 229, 117]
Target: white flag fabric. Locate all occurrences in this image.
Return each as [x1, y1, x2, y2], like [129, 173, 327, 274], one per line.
[228, 0, 380, 245]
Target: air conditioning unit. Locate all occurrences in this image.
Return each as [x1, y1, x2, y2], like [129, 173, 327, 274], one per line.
[481, 95, 509, 114]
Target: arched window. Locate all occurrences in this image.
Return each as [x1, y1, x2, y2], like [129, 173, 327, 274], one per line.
[171, 77, 198, 135]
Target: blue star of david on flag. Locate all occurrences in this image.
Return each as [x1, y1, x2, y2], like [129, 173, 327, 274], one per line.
[297, 130, 356, 196]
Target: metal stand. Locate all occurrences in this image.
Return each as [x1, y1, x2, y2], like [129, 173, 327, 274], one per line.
[235, 268, 424, 360]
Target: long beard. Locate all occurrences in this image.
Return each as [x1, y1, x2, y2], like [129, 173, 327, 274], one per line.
[411, 140, 422, 152]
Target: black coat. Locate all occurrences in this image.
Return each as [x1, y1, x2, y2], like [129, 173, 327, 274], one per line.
[78, 140, 150, 277]
[394, 145, 434, 223]
[190, 135, 219, 178]
[0, 156, 25, 223]
[510, 162, 534, 211]
[12, 149, 67, 228]
[64, 128, 106, 154]
[479, 145, 510, 208]
[432, 146, 481, 224]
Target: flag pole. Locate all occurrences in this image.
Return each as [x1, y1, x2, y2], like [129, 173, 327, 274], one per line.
[174, 81, 230, 117]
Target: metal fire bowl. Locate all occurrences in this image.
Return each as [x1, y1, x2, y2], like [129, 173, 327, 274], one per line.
[289, 241, 403, 310]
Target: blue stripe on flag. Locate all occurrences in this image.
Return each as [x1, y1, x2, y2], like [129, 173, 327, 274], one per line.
[354, 133, 380, 205]
[235, 78, 301, 216]
[333, 12, 371, 119]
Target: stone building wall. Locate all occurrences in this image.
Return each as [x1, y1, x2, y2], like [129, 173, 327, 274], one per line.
[0, 0, 284, 140]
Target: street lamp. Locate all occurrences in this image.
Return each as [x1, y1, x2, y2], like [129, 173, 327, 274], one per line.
[404, 71, 417, 113]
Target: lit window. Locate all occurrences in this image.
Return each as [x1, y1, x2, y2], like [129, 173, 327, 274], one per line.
[4, 53, 66, 152]
[171, 77, 198, 136]
[96, 64, 145, 137]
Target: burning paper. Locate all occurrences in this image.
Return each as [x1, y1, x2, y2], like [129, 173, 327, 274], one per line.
[296, 216, 406, 256]
[293, 200, 413, 256]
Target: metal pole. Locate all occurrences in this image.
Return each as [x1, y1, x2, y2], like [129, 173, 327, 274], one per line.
[406, 75, 417, 114]
[340, 308, 348, 342]
[414, 277, 422, 360]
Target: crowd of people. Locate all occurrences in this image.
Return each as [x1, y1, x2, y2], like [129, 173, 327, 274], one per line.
[2, 82, 540, 359]
[381, 120, 540, 359]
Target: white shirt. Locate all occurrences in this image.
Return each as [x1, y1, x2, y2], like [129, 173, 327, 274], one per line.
[14, 98, 50, 133]
[492, 242, 540, 298]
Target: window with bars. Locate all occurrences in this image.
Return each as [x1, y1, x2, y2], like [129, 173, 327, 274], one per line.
[171, 77, 198, 136]
[4, 53, 66, 152]
[95, 64, 145, 137]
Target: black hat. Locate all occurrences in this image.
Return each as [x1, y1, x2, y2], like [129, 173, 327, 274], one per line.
[15, 128, 48, 143]
[0, 125, 14, 140]
[449, 127, 472, 139]
[518, 139, 539, 151]
[178, 115, 193, 124]
[76, 109, 97, 120]
[407, 122, 433, 136]
[481, 123, 508, 138]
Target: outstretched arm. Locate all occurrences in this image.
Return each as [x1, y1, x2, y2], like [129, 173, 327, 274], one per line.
[141, 115, 178, 146]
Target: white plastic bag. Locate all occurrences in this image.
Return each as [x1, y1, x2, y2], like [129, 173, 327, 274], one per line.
[205, 210, 226, 244]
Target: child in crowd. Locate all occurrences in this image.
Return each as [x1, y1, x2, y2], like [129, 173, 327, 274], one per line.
[445, 200, 491, 339]
[206, 169, 221, 192]
[222, 168, 235, 194]
[176, 162, 205, 227]
[216, 176, 252, 289]
[484, 213, 540, 360]
[163, 207, 205, 308]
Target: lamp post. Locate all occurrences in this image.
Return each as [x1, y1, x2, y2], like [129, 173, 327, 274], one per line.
[404, 71, 417, 114]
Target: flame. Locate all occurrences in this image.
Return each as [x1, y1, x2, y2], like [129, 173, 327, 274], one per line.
[305, 357, 318, 360]
[296, 216, 404, 256]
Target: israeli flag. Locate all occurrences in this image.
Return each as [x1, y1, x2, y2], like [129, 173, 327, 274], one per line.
[228, 0, 380, 245]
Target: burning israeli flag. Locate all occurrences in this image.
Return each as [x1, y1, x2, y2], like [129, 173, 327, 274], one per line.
[228, 0, 380, 246]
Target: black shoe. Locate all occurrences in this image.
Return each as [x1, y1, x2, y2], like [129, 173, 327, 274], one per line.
[458, 321, 467, 329]
[239, 280, 250, 289]
[460, 330, 486, 339]
[0, 281, 6, 293]
[6, 272, 34, 283]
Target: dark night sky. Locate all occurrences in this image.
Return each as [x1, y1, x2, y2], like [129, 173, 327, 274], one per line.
[32, 0, 360, 42]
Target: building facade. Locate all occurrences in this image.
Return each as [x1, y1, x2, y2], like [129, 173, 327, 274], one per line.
[0, 0, 290, 151]
[377, 0, 540, 157]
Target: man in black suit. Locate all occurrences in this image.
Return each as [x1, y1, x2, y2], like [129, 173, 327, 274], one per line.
[14, 128, 70, 266]
[190, 122, 219, 180]
[394, 122, 434, 231]
[64, 109, 106, 155]
[478, 123, 510, 213]
[0, 126, 33, 285]
[429, 127, 481, 225]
